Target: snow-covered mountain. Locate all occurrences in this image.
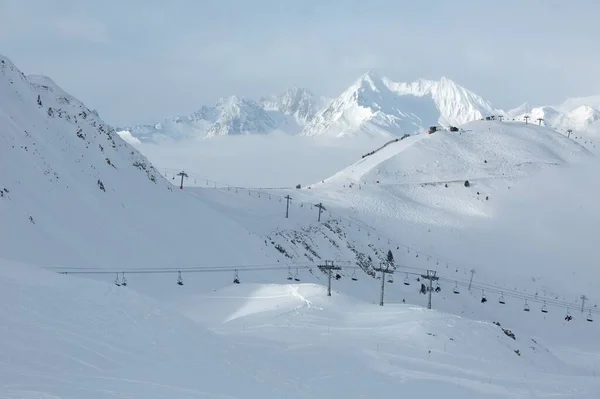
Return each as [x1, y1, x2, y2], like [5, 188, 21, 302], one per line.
[0, 54, 275, 271]
[118, 96, 277, 143]
[508, 97, 600, 136]
[301, 72, 502, 138]
[260, 87, 325, 127]
[119, 89, 323, 143]
[119, 74, 503, 142]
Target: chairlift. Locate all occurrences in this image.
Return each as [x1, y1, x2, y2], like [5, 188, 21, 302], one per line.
[287, 267, 293, 281]
[114, 272, 121, 287]
[387, 274, 394, 284]
[294, 268, 300, 282]
[233, 269, 240, 284]
[523, 299, 530, 312]
[435, 282, 441, 292]
[453, 281, 460, 294]
[586, 310, 593, 322]
[499, 292, 505, 304]
[177, 271, 184, 286]
[565, 308, 572, 321]
[121, 272, 127, 287]
[541, 301, 548, 313]
[403, 273, 410, 286]
[481, 290, 487, 303]
[351, 269, 358, 281]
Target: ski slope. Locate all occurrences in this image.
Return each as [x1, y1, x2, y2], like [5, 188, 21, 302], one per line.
[320, 120, 589, 187]
[3, 260, 599, 399]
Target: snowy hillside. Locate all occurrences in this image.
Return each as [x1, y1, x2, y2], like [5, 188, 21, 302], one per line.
[301, 73, 503, 139]
[168, 119, 597, 322]
[6, 260, 599, 398]
[0, 54, 275, 272]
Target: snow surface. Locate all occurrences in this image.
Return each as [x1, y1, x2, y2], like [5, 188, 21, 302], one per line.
[0, 54, 275, 271]
[3, 53, 600, 398]
[3, 260, 600, 398]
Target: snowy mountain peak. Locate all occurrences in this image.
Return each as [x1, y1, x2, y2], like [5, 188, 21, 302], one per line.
[301, 74, 501, 138]
[205, 95, 277, 138]
[260, 87, 322, 126]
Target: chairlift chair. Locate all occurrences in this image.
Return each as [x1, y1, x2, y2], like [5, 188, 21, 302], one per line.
[499, 292, 505, 304]
[287, 267, 293, 281]
[351, 269, 358, 281]
[387, 274, 394, 284]
[453, 282, 460, 294]
[114, 273, 121, 287]
[481, 290, 487, 303]
[233, 269, 240, 284]
[404, 273, 410, 286]
[177, 271, 184, 286]
[294, 268, 300, 282]
[541, 301, 548, 313]
[121, 272, 127, 287]
[587, 310, 593, 322]
[523, 299, 530, 312]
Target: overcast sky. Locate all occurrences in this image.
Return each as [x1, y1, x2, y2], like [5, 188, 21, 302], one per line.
[1, 0, 599, 126]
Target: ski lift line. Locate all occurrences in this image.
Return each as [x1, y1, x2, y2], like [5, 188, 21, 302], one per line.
[437, 276, 584, 308]
[442, 278, 600, 314]
[54, 265, 315, 275]
[44, 261, 325, 272]
[54, 263, 600, 314]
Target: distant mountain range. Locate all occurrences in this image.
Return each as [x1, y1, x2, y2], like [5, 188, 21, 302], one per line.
[117, 73, 600, 143]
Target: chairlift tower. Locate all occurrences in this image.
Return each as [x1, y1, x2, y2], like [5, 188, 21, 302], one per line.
[177, 171, 188, 190]
[420, 270, 439, 310]
[318, 260, 341, 297]
[373, 263, 395, 306]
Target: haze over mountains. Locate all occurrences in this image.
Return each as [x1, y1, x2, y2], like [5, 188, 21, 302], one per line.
[118, 71, 600, 143]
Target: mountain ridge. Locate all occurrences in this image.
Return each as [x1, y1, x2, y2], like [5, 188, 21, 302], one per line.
[117, 71, 600, 143]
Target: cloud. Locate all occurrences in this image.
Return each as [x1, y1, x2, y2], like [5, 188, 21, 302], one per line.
[1, 0, 599, 125]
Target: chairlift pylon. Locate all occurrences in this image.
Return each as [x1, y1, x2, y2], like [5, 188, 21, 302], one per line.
[177, 271, 183, 286]
[233, 269, 240, 284]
